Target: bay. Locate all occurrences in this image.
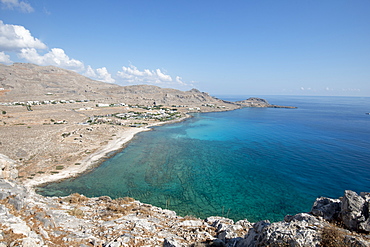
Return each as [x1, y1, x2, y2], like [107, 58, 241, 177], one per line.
[37, 96, 370, 222]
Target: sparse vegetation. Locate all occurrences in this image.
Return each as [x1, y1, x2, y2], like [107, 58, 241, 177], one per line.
[321, 225, 347, 247]
[64, 193, 88, 203]
[61, 132, 70, 138]
[68, 207, 84, 218]
[0, 224, 26, 246]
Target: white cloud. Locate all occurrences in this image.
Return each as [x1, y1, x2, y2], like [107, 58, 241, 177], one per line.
[96, 67, 115, 83]
[342, 88, 360, 92]
[18, 48, 85, 72]
[0, 20, 47, 51]
[84, 65, 97, 78]
[117, 64, 173, 84]
[0, 51, 12, 64]
[176, 76, 186, 85]
[0, 0, 34, 13]
[84, 65, 115, 83]
[155, 68, 172, 82]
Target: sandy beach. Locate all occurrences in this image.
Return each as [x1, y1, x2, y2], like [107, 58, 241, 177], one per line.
[22, 115, 191, 189]
[22, 127, 150, 188]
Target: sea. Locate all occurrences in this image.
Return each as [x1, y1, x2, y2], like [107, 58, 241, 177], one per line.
[37, 95, 370, 222]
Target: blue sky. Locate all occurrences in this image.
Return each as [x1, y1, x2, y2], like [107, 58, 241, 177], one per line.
[1, 0, 369, 96]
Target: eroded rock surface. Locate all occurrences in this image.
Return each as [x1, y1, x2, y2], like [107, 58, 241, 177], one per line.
[0, 154, 18, 179]
[1, 175, 369, 246]
[0, 155, 369, 247]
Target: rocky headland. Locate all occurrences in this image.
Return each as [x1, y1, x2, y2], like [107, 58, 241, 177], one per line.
[234, 97, 297, 109]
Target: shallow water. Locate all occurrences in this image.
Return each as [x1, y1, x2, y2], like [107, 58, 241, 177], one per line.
[38, 96, 370, 222]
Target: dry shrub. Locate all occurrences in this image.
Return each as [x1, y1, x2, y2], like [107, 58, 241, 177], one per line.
[183, 215, 198, 220]
[0, 224, 26, 246]
[114, 196, 135, 203]
[106, 202, 136, 215]
[68, 207, 84, 218]
[98, 195, 112, 202]
[321, 225, 347, 247]
[64, 193, 88, 204]
[137, 207, 155, 216]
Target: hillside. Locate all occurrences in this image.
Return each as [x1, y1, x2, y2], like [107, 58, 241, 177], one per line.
[0, 63, 240, 182]
[0, 63, 236, 108]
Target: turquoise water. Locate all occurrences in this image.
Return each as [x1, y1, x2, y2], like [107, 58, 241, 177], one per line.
[37, 96, 370, 222]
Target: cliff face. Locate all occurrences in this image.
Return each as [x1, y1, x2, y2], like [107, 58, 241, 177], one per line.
[0, 155, 369, 247]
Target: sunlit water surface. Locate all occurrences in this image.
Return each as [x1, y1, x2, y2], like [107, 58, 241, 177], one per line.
[38, 96, 370, 222]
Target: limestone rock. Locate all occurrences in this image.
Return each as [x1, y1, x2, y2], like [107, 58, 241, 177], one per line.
[310, 196, 341, 221]
[164, 237, 185, 247]
[241, 214, 323, 247]
[0, 154, 18, 179]
[0, 177, 369, 246]
[341, 190, 369, 232]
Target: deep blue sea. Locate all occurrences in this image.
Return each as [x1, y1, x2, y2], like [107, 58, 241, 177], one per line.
[37, 96, 370, 222]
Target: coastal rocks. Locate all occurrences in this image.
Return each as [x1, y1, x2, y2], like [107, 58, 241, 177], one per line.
[310, 196, 341, 221]
[0, 177, 370, 246]
[310, 190, 370, 233]
[0, 154, 18, 179]
[206, 216, 251, 244]
[239, 214, 324, 247]
[341, 190, 370, 232]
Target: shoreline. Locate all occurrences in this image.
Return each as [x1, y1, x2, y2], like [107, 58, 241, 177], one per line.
[23, 115, 191, 190]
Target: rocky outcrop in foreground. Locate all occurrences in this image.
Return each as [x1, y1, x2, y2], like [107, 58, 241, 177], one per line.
[1, 176, 369, 247]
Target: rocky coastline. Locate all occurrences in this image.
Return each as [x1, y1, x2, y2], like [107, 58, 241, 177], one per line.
[1, 156, 370, 246]
[3, 63, 369, 246]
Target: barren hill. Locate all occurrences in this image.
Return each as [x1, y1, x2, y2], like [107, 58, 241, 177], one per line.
[0, 63, 235, 108]
[0, 63, 238, 179]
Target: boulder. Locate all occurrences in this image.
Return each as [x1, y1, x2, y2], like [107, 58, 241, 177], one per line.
[340, 190, 370, 232]
[310, 196, 341, 221]
[240, 214, 324, 247]
[163, 237, 185, 247]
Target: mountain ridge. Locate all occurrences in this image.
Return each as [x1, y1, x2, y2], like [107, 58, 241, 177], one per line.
[0, 63, 234, 108]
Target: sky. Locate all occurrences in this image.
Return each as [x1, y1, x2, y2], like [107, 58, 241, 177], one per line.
[0, 0, 370, 96]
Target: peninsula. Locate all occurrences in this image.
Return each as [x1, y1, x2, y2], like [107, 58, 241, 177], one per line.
[1, 63, 368, 246]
